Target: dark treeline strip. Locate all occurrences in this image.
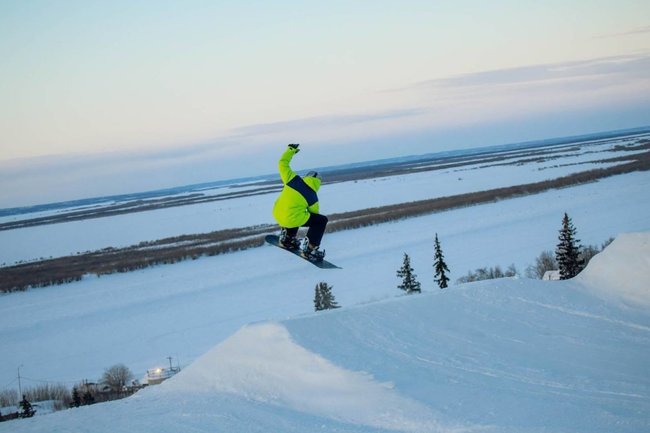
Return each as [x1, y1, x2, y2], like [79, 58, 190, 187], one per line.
[2, 150, 649, 293]
[0, 187, 283, 232]
[0, 225, 276, 293]
[328, 149, 650, 231]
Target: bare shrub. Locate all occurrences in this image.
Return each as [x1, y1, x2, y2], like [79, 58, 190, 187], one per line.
[457, 264, 517, 284]
[24, 383, 70, 403]
[101, 364, 134, 392]
[579, 236, 615, 269]
[0, 389, 17, 407]
[525, 251, 557, 279]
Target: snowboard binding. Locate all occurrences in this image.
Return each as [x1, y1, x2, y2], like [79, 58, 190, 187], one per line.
[300, 238, 326, 262]
[279, 228, 301, 250]
[265, 234, 340, 269]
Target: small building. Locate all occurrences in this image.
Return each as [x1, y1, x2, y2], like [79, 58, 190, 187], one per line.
[543, 270, 561, 281]
[146, 366, 180, 385]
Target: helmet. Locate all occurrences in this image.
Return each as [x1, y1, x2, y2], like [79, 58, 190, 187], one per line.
[305, 170, 321, 180]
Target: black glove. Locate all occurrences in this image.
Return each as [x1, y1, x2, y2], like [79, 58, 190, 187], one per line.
[288, 143, 300, 153]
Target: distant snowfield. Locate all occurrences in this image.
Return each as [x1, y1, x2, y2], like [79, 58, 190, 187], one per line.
[3, 232, 649, 433]
[0, 137, 644, 265]
[1, 138, 650, 432]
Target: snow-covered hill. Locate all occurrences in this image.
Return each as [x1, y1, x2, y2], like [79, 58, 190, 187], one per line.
[577, 232, 650, 307]
[5, 232, 650, 433]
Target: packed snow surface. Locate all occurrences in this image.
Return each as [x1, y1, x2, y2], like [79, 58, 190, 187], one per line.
[577, 232, 650, 306]
[3, 232, 650, 433]
[166, 322, 444, 432]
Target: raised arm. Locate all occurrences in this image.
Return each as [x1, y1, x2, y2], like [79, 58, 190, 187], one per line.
[278, 144, 300, 184]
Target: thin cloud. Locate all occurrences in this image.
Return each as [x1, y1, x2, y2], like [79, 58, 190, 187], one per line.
[230, 108, 428, 138]
[595, 25, 650, 38]
[402, 54, 650, 91]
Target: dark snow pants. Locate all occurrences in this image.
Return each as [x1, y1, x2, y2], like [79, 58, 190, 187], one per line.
[284, 213, 328, 247]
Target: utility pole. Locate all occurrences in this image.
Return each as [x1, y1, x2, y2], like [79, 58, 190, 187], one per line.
[17, 365, 23, 399]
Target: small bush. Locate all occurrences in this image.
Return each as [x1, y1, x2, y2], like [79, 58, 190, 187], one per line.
[457, 264, 517, 284]
[314, 282, 340, 311]
[0, 389, 17, 407]
[525, 251, 557, 279]
[24, 383, 70, 403]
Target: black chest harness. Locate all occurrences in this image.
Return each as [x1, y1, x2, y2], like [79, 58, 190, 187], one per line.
[287, 176, 318, 206]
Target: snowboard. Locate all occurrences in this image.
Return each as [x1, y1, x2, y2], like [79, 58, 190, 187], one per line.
[265, 234, 341, 269]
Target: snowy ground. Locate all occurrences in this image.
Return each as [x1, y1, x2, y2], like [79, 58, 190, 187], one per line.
[1, 169, 649, 389]
[1, 137, 649, 431]
[2, 233, 649, 433]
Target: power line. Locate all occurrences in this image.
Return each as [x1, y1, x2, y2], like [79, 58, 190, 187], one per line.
[20, 376, 80, 385]
[1, 377, 18, 390]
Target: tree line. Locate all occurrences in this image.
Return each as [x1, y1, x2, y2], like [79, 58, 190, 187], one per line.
[390, 212, 611, 297]
[316, 211, 606, 311]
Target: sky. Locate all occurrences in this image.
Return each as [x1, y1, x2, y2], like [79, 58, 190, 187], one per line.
[1, 0, 649, 207]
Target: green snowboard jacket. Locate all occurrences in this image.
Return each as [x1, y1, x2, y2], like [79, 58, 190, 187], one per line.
[272, 146, 322, 228]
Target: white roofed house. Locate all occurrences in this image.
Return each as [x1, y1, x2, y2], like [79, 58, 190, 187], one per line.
[543, 270, 561, 281]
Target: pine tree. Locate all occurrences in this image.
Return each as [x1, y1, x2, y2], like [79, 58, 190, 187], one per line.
[82, 390, 95, 406]
[433, 233, 450, 289]
[314, 283, 323, 311]
[314, 282, 340, 311]
[397, 253, 421, 294]
[72, 387, 81, 408]
[555, 212, 583, 279]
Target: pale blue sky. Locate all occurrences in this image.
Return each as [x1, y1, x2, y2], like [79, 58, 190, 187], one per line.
[1, 0, 649, 206]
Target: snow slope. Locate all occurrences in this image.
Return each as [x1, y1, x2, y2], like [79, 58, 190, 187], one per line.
[577, 232, 650, 307]
[166, 322, 444, 432]
[5, 233, 650, 433]
[1, 171, 649, 394]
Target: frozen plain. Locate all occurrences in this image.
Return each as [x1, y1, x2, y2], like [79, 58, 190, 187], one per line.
[1, 136, 650, 432]
[0, 135, 646, 265]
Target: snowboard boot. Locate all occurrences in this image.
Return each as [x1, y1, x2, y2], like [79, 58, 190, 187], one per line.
[279, 228, 300, 250]
[301, 238, 325, 261]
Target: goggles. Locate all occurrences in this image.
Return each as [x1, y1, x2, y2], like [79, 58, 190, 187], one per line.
[305, 171, 321, 180]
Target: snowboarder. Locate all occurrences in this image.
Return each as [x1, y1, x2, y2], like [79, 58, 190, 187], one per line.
[272, 143, 328, 260]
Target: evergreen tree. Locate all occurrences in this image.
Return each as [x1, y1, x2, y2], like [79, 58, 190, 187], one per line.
[314, 284, 323, 311]
[314, 281, 340, 311]
[555, 212, 583, 279]
[19, 395, 35, 418]
[397, 253, 421, 294]
[72, 387, 81, 408]
[82, 390, 95, 406]
[433, 233, 450, 289]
